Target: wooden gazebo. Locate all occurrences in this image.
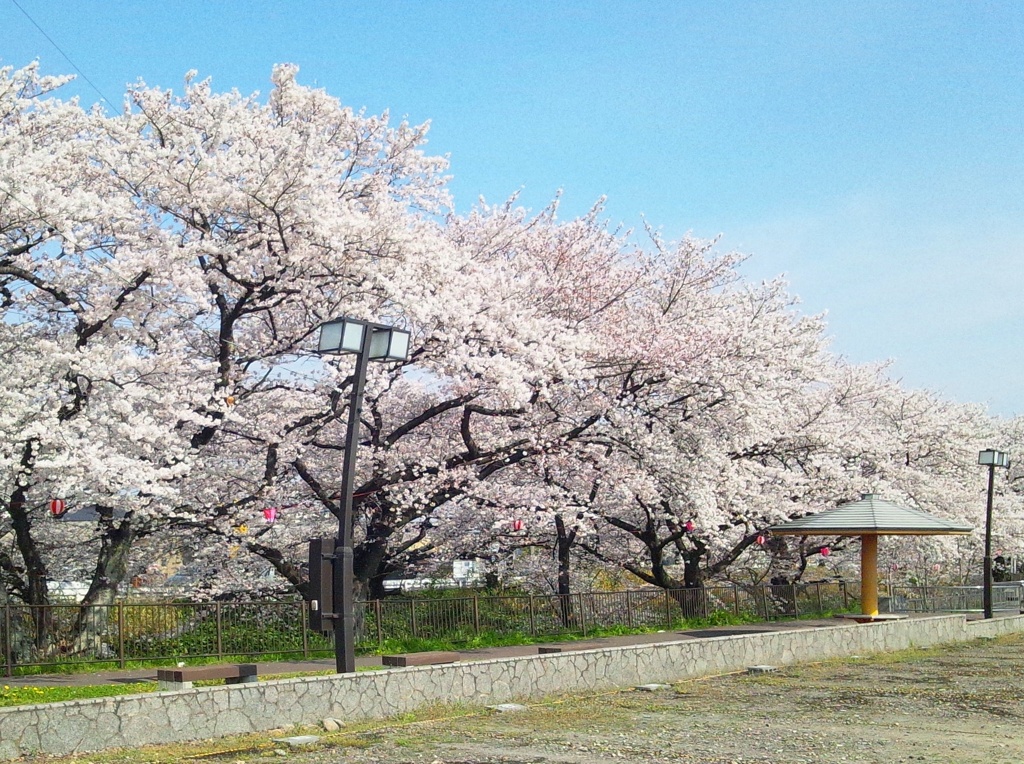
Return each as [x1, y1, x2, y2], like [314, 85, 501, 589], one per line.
[768, 493, 974, 619]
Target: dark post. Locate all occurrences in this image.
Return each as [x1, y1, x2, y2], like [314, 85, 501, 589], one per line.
[315, 316, 411, 673]
[984, 461, 996, 619]
[216, 601, 223, 659]
[375, 599, 383, 647]
[334, 333, 373, 673]
[301, 599, 309, 659]
[117, 603, 125, 668]
[978, 449, 1011, 620]
[5, 601, 12, 677]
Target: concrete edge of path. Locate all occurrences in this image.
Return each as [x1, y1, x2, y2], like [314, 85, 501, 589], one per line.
[1, 613, 1022, 760]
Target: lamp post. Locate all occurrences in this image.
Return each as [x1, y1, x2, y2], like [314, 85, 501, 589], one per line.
[314, 316, 410, 672]
[978, 448, 1010, 619]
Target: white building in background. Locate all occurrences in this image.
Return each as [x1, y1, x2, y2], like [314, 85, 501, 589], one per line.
[382, 559, 485, 592]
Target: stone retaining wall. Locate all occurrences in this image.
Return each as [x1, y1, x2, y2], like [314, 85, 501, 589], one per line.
[2, 613, 1023, 760]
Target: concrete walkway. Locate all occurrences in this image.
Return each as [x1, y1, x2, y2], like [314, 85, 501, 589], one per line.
[3, 618, 839, 687]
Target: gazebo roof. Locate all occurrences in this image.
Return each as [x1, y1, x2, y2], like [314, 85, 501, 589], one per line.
[768, 493, 974, 536]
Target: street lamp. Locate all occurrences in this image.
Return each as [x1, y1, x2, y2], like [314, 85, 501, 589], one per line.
[978, 448, 1011, 619]
[312, 316, 410, 672]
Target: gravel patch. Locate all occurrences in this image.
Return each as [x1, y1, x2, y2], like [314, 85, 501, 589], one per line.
[267, 633, 1024, 764]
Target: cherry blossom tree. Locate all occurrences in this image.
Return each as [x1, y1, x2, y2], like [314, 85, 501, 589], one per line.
[0, 62, 204, 651]
[3, 60, 1018, 660]
[1, 62, 459, 653]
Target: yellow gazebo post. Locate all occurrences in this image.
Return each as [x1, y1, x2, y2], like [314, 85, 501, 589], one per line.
[860, 534, 878, 615]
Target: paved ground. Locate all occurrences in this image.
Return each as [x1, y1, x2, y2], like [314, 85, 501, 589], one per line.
[2, 618, 840, 686]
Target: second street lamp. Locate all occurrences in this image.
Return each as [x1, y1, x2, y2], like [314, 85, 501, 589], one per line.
[313, 316, 410, 673]
[978, 448, 1010, 619]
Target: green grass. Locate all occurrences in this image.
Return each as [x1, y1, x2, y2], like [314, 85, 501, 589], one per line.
[366, 611, 761, 656]
[0, 682, 156, 706]
[7, 648, 335, 677]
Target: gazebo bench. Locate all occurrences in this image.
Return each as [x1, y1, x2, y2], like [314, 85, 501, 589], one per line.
[381, 651, 460, 667]
[156, 663, 258, 690]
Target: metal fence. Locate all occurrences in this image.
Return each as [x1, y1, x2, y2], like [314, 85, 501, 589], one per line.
[2, 581, 856, 675]
[886, 583, 1024, 614]
[364, 581, 855, 642]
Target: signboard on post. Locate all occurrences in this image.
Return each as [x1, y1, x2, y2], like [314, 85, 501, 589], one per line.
[308, 538, 335, 633]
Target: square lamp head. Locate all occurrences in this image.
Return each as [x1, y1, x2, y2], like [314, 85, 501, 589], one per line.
[368, 327, 411, 362]
[978, 449, 1010, 468]
[317, 317, 366, 355]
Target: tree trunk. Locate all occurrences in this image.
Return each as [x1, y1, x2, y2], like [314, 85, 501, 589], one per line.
[247, 540, 308, 598]
[6, 484, 52, 651]
[682, 551, 703, 587]
[69, 513, 133, 657]
[671, 550, 705, 619]
[351, 533, 399, 640]
[355, 535, 393, 601]
[768, 575, 797, 616]
[554, 514, 576, 627]
[352, 577, 371, 641]
[0, 588, 37, 667]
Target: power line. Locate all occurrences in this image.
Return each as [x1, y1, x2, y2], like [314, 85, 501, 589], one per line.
[8, 0, 116, 109]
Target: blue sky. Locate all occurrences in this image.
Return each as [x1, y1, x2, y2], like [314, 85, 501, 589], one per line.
[3, 0, 1021, 417]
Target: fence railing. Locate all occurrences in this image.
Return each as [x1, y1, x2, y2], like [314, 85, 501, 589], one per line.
[2, 581, 858, 675]
[886, 583, 1024, 614]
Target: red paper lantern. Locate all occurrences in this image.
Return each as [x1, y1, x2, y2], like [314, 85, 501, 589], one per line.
[512, 519, 523, 531]
[49, 499, 67, 518]
[684, 520, 695, 532]
[262, 507, 278, 523]
[819, 546, 831, 557]
[756, 534, 766, 545]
